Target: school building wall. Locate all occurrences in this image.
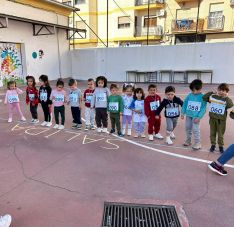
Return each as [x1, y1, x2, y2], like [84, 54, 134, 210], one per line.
[70, 42, 234, 84]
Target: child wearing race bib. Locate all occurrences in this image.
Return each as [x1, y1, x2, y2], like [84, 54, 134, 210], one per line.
[129, 88, 146, 138]
[4, 81, 26, 123]
[156, 86, 183, 145]
[68, 79, 82, 130]
[181, 79, 207, 150]
[39, 75, 52, 127]
[122, 83, 134, 136]
[203, 83, 233, 153]
[91, 76, 110, 133]
[83, 78, 95, 130]
[50, 79, 67, 130]
[108, 84, 123, 136]
[144, 84, 163, 141]
[26, 76, 39, 124]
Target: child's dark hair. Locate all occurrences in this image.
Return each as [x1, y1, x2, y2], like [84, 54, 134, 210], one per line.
[26, 75, 36, 87]
[110, 83, 118, 90]
[123, 83, 135, 92]
[218, 83, 229, 93]
[7, 81, 16, 90]
[96, 76, 107, 88]
[165, 86, 175, 93]
[133, 88, 145, 100]
[39, 74, 50, 86]
[68, 78, 77, 86]
[189, 79, 203, 91]
[148, 84, 157, 91]
[88, 78, 94, 82]
[56, 79, 64, 87]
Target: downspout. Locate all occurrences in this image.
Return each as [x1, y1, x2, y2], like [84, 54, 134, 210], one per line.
[56, 13, 62, 78]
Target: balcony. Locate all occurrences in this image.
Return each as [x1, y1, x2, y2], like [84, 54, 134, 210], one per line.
[171, 18, 204, 33]
[135, 25, 163, 37]
[204, 16, 225, 30]
[135, 0, 164, 10]
[175, 0, 199, 3]
[230, 0, 234, 6]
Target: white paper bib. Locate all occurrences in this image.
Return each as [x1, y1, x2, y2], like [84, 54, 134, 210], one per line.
[209, 102, 225, 115]
[8, 95, 19, 103]
[109, 102, 119, 111]
[187, 101, 201, 112]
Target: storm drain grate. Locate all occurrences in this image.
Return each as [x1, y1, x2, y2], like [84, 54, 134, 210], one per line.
[101, 202, 181, 227]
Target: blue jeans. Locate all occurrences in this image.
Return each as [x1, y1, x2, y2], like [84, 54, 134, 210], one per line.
[217, 144, 234, 165]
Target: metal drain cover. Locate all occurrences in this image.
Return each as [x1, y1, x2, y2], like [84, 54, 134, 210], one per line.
[101, 202, 181, 227]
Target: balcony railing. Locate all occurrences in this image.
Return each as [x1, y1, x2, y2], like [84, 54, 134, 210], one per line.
[171, 18, 204, 33]
[135, 0, 164, 6]
[135, 25, 163, 37]
[206, 16, 225, 30]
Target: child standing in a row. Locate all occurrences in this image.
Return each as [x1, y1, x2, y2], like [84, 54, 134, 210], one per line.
[156, 86, 183, 145]
[91, 76, 110, 133]
[181, 79, 207, 150]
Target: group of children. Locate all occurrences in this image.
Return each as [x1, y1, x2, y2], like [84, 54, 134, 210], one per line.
[4, 75, 234, 153]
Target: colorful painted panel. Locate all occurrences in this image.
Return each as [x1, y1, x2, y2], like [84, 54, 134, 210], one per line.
[0, 43, 24, 86]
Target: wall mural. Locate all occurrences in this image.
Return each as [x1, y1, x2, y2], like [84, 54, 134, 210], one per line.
[0, 43, 24, 86]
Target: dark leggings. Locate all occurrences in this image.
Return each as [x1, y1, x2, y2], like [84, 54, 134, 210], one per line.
[54, 106, 65, 125]
[71, 106, 82, 124]
[30, 103, 38, 119]
[41, 102, 51, 122]
[95, 108, 108, 128]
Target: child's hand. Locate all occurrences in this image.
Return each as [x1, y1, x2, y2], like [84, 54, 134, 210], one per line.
[155, 116, 159, 119]
[181, 115, 184, 120]
[193, 118, 200, 124]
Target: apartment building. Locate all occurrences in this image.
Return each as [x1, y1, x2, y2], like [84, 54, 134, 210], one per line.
[70, 0, 234, 47]
[0, 0, 84, 85]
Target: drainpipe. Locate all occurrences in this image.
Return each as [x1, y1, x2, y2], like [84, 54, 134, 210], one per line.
[147, 0, 150, 45]
[56, 13, 62, 78]
[195, 0, 201, 43]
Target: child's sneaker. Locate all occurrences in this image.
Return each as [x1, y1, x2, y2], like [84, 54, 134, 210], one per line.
[192, 142, 202, 150]
[118, 131, 123, 137]
[0, 214, 12, 227]
[219, 146, 224, 153]
[72, 124, 78, 129]
[85, 125, 90, 131]
[148, 134, 154, 141]
[122, 128, 126, 135]
[210, 145, 216, 152]
[102, 128, 109, 133]
[134, 134, 139, 138]
[58, 125, 65, 130]
[110, 129, 115, 134]
[208, 162, 227, 176]
[97, 127, 102, 133]
[31, 119, 35, 123]
[141, 134, 146, 138]
[91, 124, 95, 130]
[170, 132, 176, 139]
[77, 124, 82, 130]
[127, 129, 132, 136]
[183, 139, 191, 147]
[33, 119, 39, 124]
[21, 117, 26, 122]
[166, 136, 173, 145]
[46, 122, 52, 127]
[7, 118, 12, 123]
[154, 133, 164, 139]
[53, 124, 59, 129]
[41, 121, 47, 126]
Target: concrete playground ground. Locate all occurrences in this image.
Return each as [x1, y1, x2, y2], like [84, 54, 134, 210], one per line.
[0, 81, 234, 227]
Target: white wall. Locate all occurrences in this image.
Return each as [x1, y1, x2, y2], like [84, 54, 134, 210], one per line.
[71, 42, 234, 83]
[0, 19, 71, 82]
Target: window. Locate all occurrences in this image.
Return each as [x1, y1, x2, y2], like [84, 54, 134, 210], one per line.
[76, 0, 86, 4]
[118, 16, 131, 29]
[76, 20, 86, 30]
[175, 34, 206, 44]
[143, 16, 157, 27]
[209, 3, 224, 17]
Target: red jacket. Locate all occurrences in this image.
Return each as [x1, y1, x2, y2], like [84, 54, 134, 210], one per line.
[26, 87, 39, 105]
[144, 94, 161, 117]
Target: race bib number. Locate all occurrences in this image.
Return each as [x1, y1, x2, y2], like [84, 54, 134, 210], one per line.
[96, 93, 107, 102]
[54, 94, 64, 102]
[209, 102, 225, 115]
[29, 94, 35, 101]
[187, 101, 201, 112]
[69, 93, 78, 103]
[86, 94, 93, 103]
[8, 95, 19, 103]
[40, 92, 47, 102]
[150, 101, 159, 111]
[109, 102, 119, 111]
[166, 107, 179, 117]
[135, 102, 143, 114]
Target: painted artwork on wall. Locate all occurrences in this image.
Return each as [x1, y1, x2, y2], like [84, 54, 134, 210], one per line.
[0, 43, 24, 86]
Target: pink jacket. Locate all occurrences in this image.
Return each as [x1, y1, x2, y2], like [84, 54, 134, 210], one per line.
[50, 89, 67, 107]
[5, 88, 23, 104]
